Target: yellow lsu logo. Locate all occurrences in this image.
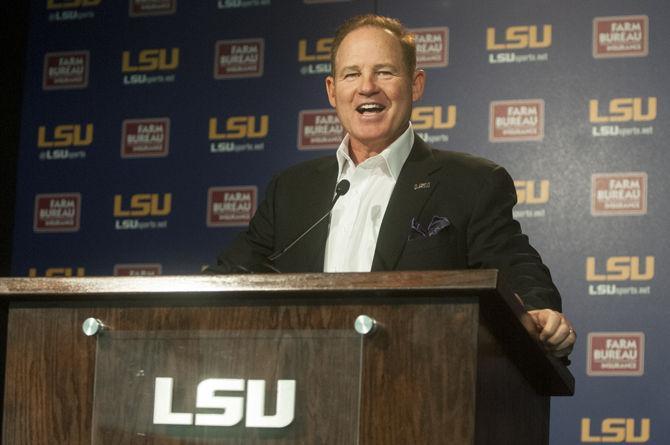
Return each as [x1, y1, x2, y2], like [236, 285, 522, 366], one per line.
[581, 418, 650, 443]
[28, 267, 85, 277]
[37, 124, 93, 148]
[113, 193, 172, 217]
[586, 256, 655, 281]
[208, 116, 269, 140]
[47, 0, 100, 9]
[514, 180, 549, 204]
[411, 106, 456, 130]
[298, 38, 333, 62]
[122, 48, 180, 73]
[589, 97, 657, 123]
[486, 25, 552, 50]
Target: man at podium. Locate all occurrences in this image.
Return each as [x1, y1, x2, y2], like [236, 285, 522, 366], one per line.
[209, 14, 576, 359]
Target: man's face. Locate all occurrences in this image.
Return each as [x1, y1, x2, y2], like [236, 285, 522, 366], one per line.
[326, 26, 425, 154]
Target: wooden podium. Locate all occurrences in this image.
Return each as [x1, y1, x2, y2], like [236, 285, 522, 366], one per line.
[0, 270, 573, 444]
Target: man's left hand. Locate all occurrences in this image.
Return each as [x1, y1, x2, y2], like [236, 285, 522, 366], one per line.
[527, 309, 576, 358]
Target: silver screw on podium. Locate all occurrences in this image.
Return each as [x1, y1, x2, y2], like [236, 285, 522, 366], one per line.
[82, 317, 106, 336]
[354, 315, 377, 335]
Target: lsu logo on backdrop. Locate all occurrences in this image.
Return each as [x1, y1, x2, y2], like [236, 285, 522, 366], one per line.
[581, 418, 650, 443]
[411, 27, 449, 68]
[591, 172, 647, 216]
[513, 180, 549, 219]
[586, 255, 654, 296]
[593, 15, 648, 59]
[489, 99, 544, 142]
[298, 37, 332, 75]
[207, 186, 257, 227]
[214, 39, 264, 79]
[209, 115, 269, 153]
[122, 48, 179, 85]
[129, 0, 177, 17]
[113, 193, 172, 230]
[43, 51, 89, 90]
[411, 105, 456, 146]
[589, 97, 656, 138]
[486, 24, 551, 64]
[298, 109, 343, 150]
[46, 0, 99, 21]
[587, 332, 644, 376]
[28, 267, 85, 277]
[37, 123, 93, 160]
[217, 0, 271, 10]
[113, 263, 162, 276]
[121, 118, 170, 158]
[33, 193, 82, 233]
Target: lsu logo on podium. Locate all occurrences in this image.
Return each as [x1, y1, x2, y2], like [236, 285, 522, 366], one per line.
[412, 106, 456, 130]
[589, 97, 657, 123]
[122, 48, 180, 73]
[581, 418, 650, 443]
[113, 193, 172, 217]
[28, 267, 85, 277]
[486, 25, 552, 50]
[586, 256, 654, 282]
[37, 124, 93, 148]
[514, 180, 550, 205]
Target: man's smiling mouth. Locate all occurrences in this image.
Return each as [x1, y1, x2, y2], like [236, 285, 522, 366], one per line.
[356, 103, 386, 114]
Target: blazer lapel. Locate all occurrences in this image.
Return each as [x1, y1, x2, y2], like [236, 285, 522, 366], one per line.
[287, 158, 338, 272]
[372, 137, 442, 270]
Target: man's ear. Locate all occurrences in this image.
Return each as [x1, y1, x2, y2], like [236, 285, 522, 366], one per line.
[325, 76, 337, 108]
[411, 69, 426, 102]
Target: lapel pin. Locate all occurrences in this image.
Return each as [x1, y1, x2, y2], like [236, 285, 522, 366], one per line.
[413, 182, 431, 190]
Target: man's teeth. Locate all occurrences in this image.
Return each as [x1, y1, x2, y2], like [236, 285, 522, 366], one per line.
[357, 104, 385, 113]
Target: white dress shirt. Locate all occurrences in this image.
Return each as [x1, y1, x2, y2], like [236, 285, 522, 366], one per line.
[323, 124, 414, 272]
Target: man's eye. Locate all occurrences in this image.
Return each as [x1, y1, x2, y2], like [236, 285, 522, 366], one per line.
[377, 71, 393, 77]
[343, 72, 359, 79]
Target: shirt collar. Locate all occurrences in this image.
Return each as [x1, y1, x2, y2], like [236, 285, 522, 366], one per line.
[335, 122, 414, 180]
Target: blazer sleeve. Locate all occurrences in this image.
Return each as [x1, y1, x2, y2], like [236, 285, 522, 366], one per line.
[465, 165, 562, 311]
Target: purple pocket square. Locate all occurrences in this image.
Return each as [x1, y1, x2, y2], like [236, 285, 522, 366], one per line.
[409, 215, 451, 240]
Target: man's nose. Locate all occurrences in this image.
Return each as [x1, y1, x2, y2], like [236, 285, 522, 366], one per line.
[357, 72, 379, 95]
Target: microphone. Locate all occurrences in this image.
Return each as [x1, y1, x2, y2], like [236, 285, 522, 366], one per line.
[267, 179, 350, 262]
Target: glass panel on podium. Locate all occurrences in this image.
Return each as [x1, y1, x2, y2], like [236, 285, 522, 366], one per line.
[91, 329, 362, 444]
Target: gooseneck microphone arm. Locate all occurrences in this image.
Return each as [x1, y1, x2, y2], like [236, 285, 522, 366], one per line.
[267, 179, 350, 262]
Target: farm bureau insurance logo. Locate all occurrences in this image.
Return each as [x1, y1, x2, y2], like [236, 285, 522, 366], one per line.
[113, 193, 172, 230]
[513, 179, 549, 219]
[214, 39, 264, 79]
[37, 123, 93, 161]
[298, 37, 332, 75]
[489, 99, 544, 142]
[585, 255, 654, 296]
[43, 51, 89, 90]
[33, 193, 82, 233]
[411, 105, 456, 146]
[581, 417, 650, 443]
[121, 118, 170, 158]
[591, 172, 647, 216]
[587, 332, 644, 376]
[122, 48, 179, 85]
[593, 15, 648, 58]
[47, 0, 99, 22]
[207, 186, 257, 227]
[298, 109, 343, 150]
[113, 263, 162, 276]
[589, 97, 656, 138]
[209, 115, 269, 153]
[411, 27, 449, 68]
[486, 24, 551, 64]
[129, 0, 177, 16]
[217, 0, 270, 10]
